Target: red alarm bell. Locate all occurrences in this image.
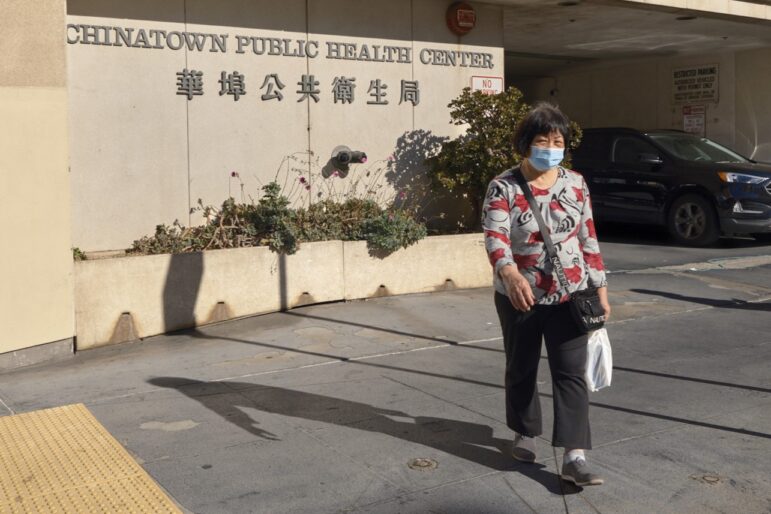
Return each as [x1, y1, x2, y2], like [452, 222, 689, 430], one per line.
[446, 2, 476, 36]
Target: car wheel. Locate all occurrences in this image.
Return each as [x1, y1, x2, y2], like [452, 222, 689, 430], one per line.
[753, 233, 771, 244]
[667, 194, 720, 246]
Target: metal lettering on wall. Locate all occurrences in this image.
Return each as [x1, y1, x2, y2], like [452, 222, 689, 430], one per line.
[176, 70, 420, 105]
[66, 24, 496, 69]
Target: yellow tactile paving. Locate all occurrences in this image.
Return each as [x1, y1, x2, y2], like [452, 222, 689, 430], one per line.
[0, 404, 182, 513]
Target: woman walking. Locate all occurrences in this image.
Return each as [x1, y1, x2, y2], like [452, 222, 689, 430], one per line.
[483, 103, 610, 486]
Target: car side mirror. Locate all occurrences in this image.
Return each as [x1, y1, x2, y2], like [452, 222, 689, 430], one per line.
[638, 153, 663, 165]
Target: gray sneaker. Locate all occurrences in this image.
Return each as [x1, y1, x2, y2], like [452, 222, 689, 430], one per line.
[561, 458, 604, 486]
[512, 434, 536, 463]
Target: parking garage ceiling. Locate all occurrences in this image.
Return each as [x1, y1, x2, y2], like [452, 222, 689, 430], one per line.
[491, 0, 771, 76]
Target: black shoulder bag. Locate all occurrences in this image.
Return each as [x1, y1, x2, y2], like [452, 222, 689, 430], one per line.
[513, 169, 606, 333]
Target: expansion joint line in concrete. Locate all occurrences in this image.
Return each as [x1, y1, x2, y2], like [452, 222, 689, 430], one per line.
[0, 396, 14, 415]
[382, 375, 504, 427]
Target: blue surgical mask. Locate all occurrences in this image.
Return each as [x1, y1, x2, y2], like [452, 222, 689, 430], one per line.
[528, 146, 564, 172]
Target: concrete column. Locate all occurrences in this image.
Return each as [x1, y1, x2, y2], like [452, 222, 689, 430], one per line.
[0, 0, 75, 358]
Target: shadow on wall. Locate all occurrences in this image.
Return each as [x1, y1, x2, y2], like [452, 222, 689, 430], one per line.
[161, 249, 291, 335]
[385, 130, 475, 231]
[147, 376, 572, 495]
[163, 252, 204, 332]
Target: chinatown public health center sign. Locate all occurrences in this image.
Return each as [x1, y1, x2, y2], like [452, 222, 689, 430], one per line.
[67, 24, 499, 105]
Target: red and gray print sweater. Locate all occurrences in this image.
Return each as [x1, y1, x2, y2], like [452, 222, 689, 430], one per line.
[482, 166, 607, 304]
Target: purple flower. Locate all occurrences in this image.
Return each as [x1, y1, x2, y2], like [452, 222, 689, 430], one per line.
[231, 171, 239, 178]
[299, 176, 307, 184]
[332, 170, 340, 177]
[398, 191, 406, 200]
[305, 185, 311, 191]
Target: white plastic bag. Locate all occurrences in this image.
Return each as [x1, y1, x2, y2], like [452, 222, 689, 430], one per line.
[585, 328, 612, 392]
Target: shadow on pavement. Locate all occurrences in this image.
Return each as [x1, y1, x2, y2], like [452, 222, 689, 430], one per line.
[611, 364, 771, 394]
[147, 377, 571, 495]
[281, 311, 505, 353]
[539, 355, 771, 394]
[188, 329, 503, 389]
[630, 288, 771, 312]
[596, 222, 769, 249]
[186, 330, 771, 440]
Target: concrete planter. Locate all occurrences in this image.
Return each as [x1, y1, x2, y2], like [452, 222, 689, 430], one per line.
[74, 234, 491, 350]
[342, 234, 492, 299]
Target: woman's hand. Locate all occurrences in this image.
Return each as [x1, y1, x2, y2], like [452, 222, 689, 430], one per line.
[597, 286, 611, 321]
[500, 265, 536, 312]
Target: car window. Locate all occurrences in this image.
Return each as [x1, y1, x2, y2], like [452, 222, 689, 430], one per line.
[612, 136, 659, 164]
[648, 133, 748, 163]
[573, 132, 611, 161]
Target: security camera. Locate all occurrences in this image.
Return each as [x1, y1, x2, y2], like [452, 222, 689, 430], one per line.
[325, 145, 367, 178]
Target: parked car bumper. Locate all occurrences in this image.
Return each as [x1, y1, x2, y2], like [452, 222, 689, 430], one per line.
[719, 200, 771, 234]
[721, 216, 771, 234]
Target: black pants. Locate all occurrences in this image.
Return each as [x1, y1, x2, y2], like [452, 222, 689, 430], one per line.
[494, 292, 591, 449]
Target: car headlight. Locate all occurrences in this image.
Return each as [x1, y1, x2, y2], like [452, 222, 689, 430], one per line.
[717, 172, 767, 184]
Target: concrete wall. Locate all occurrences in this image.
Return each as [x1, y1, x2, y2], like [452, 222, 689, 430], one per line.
[66, 0, 505, 252]
[74, 234, 492, 350]
[735, 47, 771, 162]
[74, 241, 345, 349]
[514, 50, 743, 149]
[621, 0, 771, 21]
[0, 0, 75, 354]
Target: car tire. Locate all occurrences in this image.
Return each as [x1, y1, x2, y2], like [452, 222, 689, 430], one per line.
[667, 194, 720, 246]
[753, 233, 771, 244]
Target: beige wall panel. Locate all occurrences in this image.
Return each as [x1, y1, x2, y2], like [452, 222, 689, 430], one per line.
[67, 2, 189, 252]
[74, 241, 344, 349]
[624, 0, 770, 19]
[549, 73, 592, 130]
[306, 0, 414, 206]
[412, 1, 505, 138]
[66, 0, 506, 250]
[735, 47, 771, 161]
[0, 87, 74, 353]
[655, 52, 736, 147]
[184, 0, 311, 216]
[586, 62, 660, 129]
[410, 0, 504, 224]
[343, 234, 492, 300]
[525, 51, 738, 149]
[0, 0, 67, 87]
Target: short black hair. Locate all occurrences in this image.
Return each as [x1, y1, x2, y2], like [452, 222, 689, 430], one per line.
[513, 102, 572, 158]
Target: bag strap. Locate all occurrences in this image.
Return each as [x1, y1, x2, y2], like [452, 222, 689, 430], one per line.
[512, 168, 571, 292]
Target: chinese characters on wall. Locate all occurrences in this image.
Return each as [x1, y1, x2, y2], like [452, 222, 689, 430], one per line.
[176, 69, 420, 105]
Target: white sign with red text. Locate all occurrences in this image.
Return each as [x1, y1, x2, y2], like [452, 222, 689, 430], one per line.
[471, 76, 503, 95]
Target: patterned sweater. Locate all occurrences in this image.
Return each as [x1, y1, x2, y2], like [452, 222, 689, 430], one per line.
[482, 166, 607, 304]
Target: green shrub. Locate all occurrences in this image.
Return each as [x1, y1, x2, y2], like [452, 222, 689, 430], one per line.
[128, 182, 427, 257]
[294, 198, 382, 242]
[362, 210, 428, 254]
[426, 87, 582, 224]
[245, 182, 298, 254]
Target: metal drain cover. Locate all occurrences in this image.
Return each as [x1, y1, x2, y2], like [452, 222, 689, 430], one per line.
[690, 473, 722, 484]
[408, 457, 438, 471]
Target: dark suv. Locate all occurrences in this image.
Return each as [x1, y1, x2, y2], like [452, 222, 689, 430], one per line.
[571, 128, 771, 246]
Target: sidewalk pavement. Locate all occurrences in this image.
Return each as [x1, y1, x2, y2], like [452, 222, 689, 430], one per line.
[0, 263, 769, 514]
